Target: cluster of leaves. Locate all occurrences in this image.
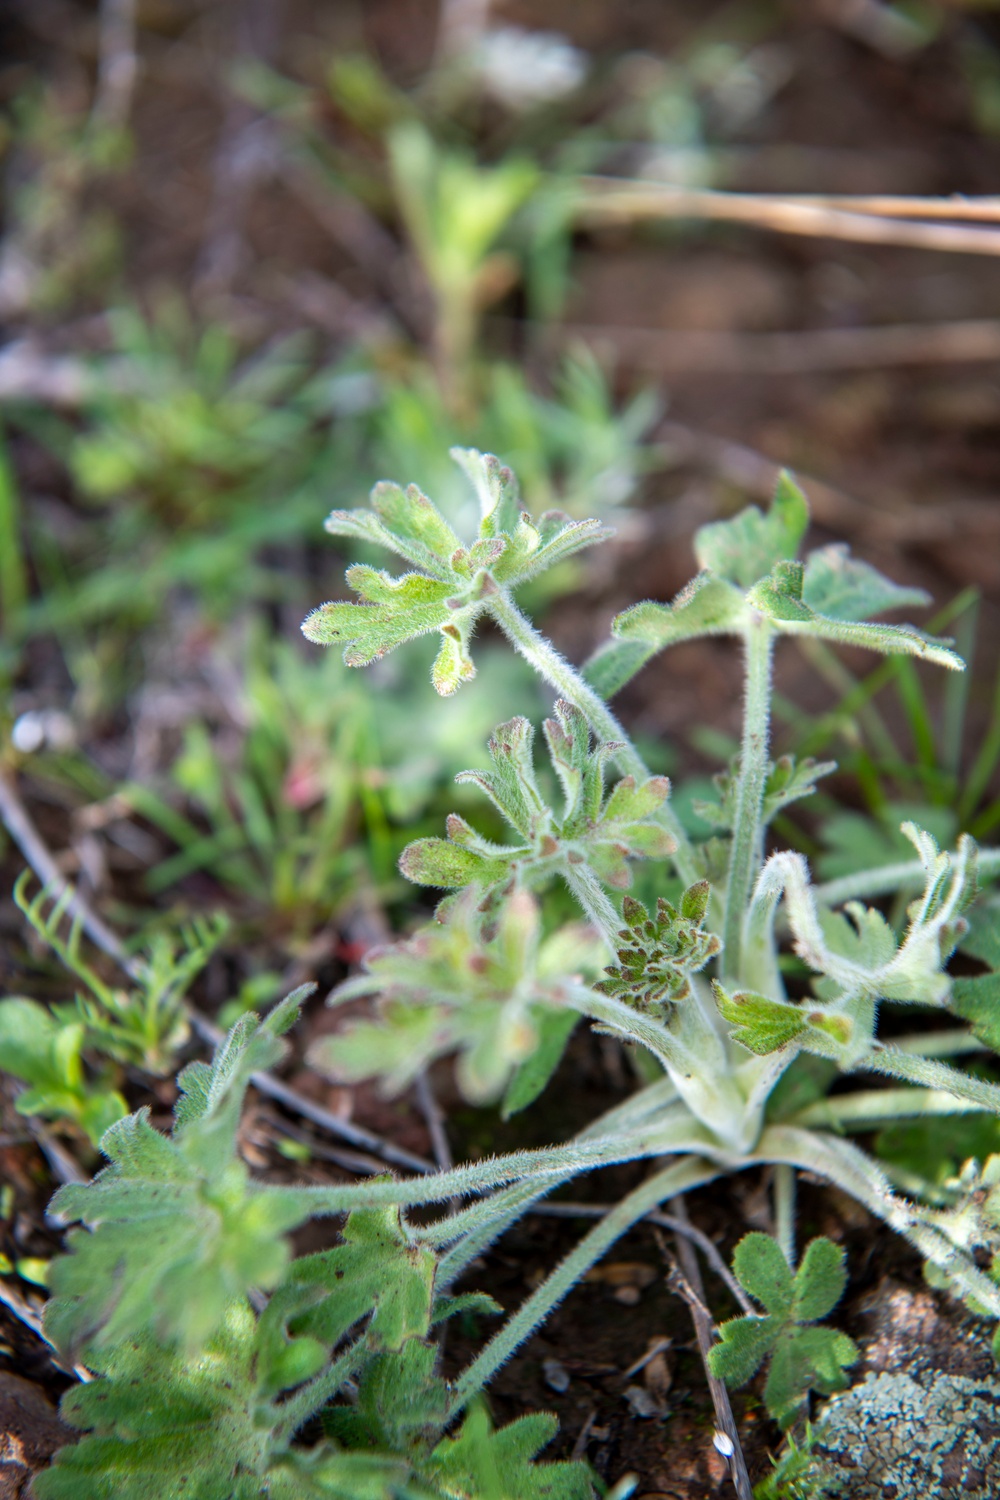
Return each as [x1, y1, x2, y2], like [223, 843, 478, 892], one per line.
[316, 885, 599, 1109]
[596, 882, 719, 1016]
[709, 1233, 858, 1430]
[693, 753, 837, 835]
[37, 996, 595, 1500]
[400, 699, 672, 900]
[0, 875, 225, 1145]
[585, 474, 961, 701]
[303, 449, 611, 694]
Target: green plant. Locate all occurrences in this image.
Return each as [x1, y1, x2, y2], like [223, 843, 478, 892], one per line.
[751, 1424, 833, 1500]
[708, 1233, 857, 1429]
[36, 995, 599, 1499]
[124, 630, 540, 923]
[298, 450, 1000, 1345]
[387, 122, 539, 402]
[32, 452, 1000, 1491]
[0, 875, 225, 1144]
[0, 83, 128, 317]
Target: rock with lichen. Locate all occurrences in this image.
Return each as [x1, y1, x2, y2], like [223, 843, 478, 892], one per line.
[813, 1369, 1000, 1498]
[804, 1279, 1000, 1498]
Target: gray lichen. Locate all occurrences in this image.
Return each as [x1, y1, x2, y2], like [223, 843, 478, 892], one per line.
[760, 1280, 1000, 1499]
[812, 1369, 1000, 1499]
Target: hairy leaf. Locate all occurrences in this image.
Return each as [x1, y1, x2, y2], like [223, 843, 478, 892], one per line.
[305, 451, 611, 695]
[45, 996, 308, 1355]
[402, 702, 672, 906]
[694, 472, 809, 589]
[598, 886, 720, 1017]
[709, 1233, 857, 1429]
[315, 889, 596, 1104]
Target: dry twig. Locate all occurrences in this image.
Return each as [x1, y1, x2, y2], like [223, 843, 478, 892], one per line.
[576, 177, 1000, 257]
[662, 1197, 754, 1500]
[0, 1276, 93, 1382]
[91, 0, 138, 129]
[561, 317, 1000, 375]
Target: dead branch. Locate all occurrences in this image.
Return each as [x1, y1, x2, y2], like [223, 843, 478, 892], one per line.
[576, 177, 1000, 257]
[662, 1197, 754, 1500]
[561, 317, 1000, 375]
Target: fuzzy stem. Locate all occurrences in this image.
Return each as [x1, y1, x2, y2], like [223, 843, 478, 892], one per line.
[814, 847, 1000, 907]
[272, 1340, 367, 1446]
[723, 617, 775, 982]
[789, 1086, 986, 1131]
[563, 863, 620, 949]
[773, 1164, 796, 1266]
[277, 1116, 706, 1220]
[756, 1124, 1000, 1318]
[865, 1046, 1000, 1113]
[447, 1156, 719, 1416]
[488, 589, 698, 884]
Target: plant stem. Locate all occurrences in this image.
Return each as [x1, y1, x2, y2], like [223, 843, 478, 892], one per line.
[273, 1341, 366, 1446]
[757, 1124, 1000, 1318]
[285, 1117, 703, 1219]
[447, 1156, 718, 1416]
[789, 1086, 985, 1131]
[773, 1164, 795, 1266]
[814, 846, 1000, 907]
[722, 617, 774, 982]
[563, 863, 621, 948]
[488, 590, 698, 885]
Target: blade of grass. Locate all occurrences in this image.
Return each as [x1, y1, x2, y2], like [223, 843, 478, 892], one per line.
[960, 658, 1000, 827]
[941, 592, 979, 776]
[0, 425, 28, 632]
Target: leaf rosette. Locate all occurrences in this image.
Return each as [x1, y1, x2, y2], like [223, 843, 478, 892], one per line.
[313, 886, 599, 1108]
[302, 449, 612, 695]
[399, 699, 674, 902]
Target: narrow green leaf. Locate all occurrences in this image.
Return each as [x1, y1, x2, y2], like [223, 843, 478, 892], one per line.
[398, 837, 512, 889]
[501, 1007, 577, 1118]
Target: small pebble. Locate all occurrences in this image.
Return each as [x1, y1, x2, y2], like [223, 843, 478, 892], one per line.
[542, 1357, 571, 1393]
[623, 1384, 662, 1419]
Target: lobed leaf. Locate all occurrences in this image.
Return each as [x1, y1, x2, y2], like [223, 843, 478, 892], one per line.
[45, 997, 308, 1356]
[694, 471, 809, 589]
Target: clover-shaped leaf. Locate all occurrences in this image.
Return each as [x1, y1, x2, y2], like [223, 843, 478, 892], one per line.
[595, 473, 963, 697]
[304, 451, 612, 695]
[313, 887, 598, 1104]
[708, 1232, 857, 1429]
[597, 883, 721, 1018]
[399, 702, 674, 902]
